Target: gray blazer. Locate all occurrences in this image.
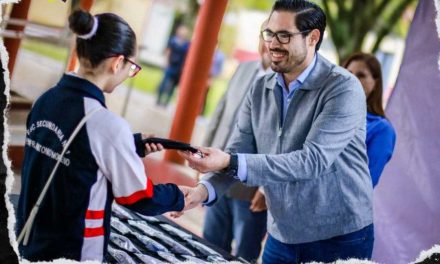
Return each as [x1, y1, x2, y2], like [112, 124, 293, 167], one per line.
[204, 54, 373, 244]
[203, 61, 260, 201]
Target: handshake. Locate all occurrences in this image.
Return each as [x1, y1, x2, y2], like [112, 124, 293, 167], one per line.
[143, 137, 267, 216]
[168, 147, 231, 218]
[142, 136, 229, 214]
[170, 147, 267, 217]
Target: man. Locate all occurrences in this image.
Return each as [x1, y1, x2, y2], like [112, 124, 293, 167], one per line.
[177, 0, 374, 263]
[201, 20, 271, 262]
[156, 24, 190, 107]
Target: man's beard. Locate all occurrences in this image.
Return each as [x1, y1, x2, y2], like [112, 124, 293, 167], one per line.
[269, 47, 307, 73]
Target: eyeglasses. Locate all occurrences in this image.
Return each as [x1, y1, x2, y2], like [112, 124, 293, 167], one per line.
[106, 55, 142, 77]
[124, 57, 142, 78]
[261, 29, 311, 44]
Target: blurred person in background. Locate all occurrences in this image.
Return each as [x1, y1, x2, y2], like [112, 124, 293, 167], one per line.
[200, 45, 225, 116]
[343, 52, 396, 187]
[156, 24, 191, 107]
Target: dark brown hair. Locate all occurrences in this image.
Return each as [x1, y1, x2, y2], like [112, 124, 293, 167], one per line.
[343, 52, 385, 117]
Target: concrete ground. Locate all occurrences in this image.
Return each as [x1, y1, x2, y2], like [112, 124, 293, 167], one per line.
[7, 48, 211, 237]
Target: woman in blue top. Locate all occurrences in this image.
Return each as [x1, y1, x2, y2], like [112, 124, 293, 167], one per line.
[343, 53, 396, 187]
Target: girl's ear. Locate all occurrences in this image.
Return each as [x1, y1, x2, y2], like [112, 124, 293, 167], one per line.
[109, 55, 125, 74]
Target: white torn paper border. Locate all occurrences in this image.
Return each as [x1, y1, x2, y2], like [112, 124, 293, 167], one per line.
[0, 1, 101, 263]
[0, 0, 439, 264]
[412, 244, 440, 264]
[408, 1, 440, 263]
[1, 39, 19, 260]
[1, 0, 20, 262]
[436, 0, 440, 71]
[409, 1, 440, 264]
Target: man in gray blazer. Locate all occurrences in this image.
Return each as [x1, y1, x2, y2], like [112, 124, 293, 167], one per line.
[201, 20, 271, 262]
[177, 0, 374, 263]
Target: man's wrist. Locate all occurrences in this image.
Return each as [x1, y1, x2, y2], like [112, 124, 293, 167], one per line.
[222, 152, 231, 170]
[221, 152, 238, 176]
[196, 183, 208, 202]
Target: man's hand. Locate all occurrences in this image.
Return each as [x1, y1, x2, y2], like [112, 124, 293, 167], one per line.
[143, 134, 164, 155]
[249, 190, 267, 212]
[182, 184, 208, 211]
[178, 147, 230, 173]
[169, 184, 209, 218]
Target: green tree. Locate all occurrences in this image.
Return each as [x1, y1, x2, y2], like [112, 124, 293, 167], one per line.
[320, 0, 416, 63]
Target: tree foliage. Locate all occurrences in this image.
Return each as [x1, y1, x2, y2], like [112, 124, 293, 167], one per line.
[319, 0, 416, 63]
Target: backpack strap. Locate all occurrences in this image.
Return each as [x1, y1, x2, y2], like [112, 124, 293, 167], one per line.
[17, 107, 102, 246]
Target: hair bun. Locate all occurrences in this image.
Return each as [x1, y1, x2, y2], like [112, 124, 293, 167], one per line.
[69, 10, 94, 35]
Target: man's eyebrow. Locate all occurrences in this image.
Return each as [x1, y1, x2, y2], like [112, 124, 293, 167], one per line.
[265, 30, 292, 35]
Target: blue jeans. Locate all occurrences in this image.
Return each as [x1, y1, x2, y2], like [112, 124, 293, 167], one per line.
[203, 195, 267, 263]
[262, 224, 374, 264]
[156, 70, 179, 106]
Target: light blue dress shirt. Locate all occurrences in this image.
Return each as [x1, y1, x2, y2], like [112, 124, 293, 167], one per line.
[201, 55, 317, 203]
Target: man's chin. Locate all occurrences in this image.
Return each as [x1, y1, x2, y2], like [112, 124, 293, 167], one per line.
[270, 62, 288, 73]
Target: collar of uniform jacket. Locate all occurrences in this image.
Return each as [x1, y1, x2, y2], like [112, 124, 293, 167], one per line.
[58, 73, 107, 107]
[264, 53, 334, 91]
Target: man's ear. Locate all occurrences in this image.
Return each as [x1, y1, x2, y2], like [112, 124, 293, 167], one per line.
[110, 55, 125, 74]
[309, 29, 320, 47]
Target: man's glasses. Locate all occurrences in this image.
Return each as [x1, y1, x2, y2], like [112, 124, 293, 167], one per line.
[261, 29, 311, 44]
[106, 55, 142, 77]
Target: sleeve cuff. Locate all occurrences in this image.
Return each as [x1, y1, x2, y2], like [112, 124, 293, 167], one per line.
[133, 133, 146, 157]
[198, 180, 216, 205]
[237, 153, 247, 182]
[258, 186, 265, 195]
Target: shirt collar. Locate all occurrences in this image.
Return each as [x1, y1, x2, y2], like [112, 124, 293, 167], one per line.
[58, 73, 106, 107]
[276, 54, 317, 91]
[256, 63, 273, 78]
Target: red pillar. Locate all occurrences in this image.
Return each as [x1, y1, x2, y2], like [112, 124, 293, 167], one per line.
[164, 0, 228, 164]
[66, 0, 94, 72]
[3, 0, 32, 76]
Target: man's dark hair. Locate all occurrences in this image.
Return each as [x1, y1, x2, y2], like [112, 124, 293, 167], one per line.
[271, 0, 326, 51]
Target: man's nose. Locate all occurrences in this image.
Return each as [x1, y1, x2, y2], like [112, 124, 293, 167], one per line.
[268, 37, 282, 49]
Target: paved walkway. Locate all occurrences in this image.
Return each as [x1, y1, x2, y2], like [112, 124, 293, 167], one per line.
[8, 49, 211, 236]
